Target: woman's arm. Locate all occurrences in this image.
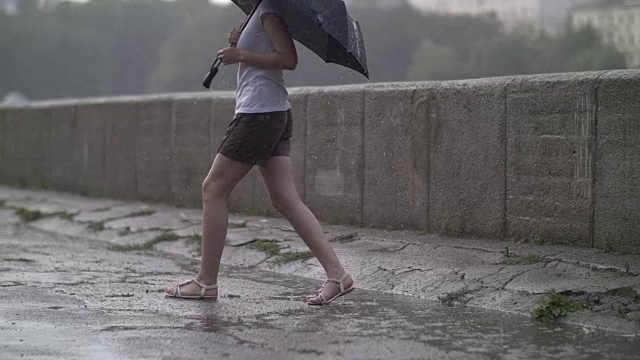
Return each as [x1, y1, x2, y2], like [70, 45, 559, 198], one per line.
[218, 13, 298, 71]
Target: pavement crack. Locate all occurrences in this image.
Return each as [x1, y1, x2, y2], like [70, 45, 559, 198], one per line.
[395, 267, 433, 275]
[447, 244, 500, 254]
[500, 266, 545, 291]
[388, 242, 411, 253]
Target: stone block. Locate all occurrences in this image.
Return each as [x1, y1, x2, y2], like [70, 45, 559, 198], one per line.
[136, 99, 173, 203]
[170, 96, 212, 208]
[49, 104, 79, 192]
[75, 102, 108, 196]
[104, 101, 139, 199]
[422, 81, 507, 238]
[307, 87, 364, 225]
[506, 74, 596, 246]
[594, 71, 640, 254]
[363, 85, 426, 229]
[0, 107, 26, 186]
[1, 107, 52, 189]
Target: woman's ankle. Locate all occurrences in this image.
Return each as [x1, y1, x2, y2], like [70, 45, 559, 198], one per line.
[196, 274, 217, 285]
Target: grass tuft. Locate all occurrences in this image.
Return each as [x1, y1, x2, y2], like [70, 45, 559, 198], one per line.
[532, 292, 591, 322]
[229, 221, 248, 229]
[188, 234, 202, 242]
[110, 231, 181, 252]
[274, 251, 314, 264]
[58, 212, 78, 221]
[124, 209, 156, 218]
[606, 287, 638, 299]
[502, 254, 544, 266]
[438, 289, 470, 306]
[16, 208, 43, 222]
[88, 221, 106, 232]
[2, 258, 35, 263]
[246, 240, 282, 257]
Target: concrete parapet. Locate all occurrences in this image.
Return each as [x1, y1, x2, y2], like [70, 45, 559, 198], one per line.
[363, 85, 427, 230]
[136, 99, 173, 203]
[307, 87, 364, 225]
[505, 73, 596, 247]
[49, 104, 79, 192]
[0, 106, 53, 189]
[74, 102, 107, 196]
[423, 80, 507, 238]
[594, 71, 640, 254]
[170, 95, 212, 208]
[2, 70, 640, 254]
[103, 101, 140, 200]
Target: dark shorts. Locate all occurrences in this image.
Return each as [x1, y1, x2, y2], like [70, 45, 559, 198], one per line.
[218, 110, 293, 165]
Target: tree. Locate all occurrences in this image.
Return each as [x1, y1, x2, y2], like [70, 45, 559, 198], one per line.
[407, 41, 467, 81]
[148, 4, 240, 92]
[468, 33, 539, 78]
[567, 46, 627, 71]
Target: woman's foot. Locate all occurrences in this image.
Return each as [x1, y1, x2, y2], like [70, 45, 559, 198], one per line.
[307, 273, 355, 305]
[164, 278, 218, 300]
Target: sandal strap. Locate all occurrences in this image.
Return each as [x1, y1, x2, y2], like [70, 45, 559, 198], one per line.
[174, 279, 217, 298]
[192, 279, 218, 290]
[316, 293, 327, 304]
[325, 273, 351, 293]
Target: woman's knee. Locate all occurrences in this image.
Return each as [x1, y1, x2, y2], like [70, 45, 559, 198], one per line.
[270, 194, 299, 215]
[202, 178, 228, 204]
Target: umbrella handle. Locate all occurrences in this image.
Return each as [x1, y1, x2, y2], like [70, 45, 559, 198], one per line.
[202, 0, 262, 89]
[202, 59, 222, 89]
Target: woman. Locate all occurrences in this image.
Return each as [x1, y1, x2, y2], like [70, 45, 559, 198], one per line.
[164, 0, 354, 305]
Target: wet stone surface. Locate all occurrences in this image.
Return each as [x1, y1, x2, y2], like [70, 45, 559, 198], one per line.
[1, 187, 639, 339]
[2, 224, 640, 359]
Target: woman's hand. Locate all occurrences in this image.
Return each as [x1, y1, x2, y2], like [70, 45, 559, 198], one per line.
[217, 47, 242, 65]
[228, 28, 242, 45]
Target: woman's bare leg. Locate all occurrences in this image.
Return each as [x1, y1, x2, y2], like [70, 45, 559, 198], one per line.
[258, 156, 353, 303]
[165, 154, 252, 297]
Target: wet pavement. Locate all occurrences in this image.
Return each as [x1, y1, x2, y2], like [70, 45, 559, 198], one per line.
[2, 222, 640, 359]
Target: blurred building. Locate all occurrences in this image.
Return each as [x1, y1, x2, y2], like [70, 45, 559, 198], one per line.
[411, 0, 590, 33]
[0, 0, 19, 15]
[343, 0, 406, 9]
[39, 0, 68, 10]
[571, 0, 640, 67]
[0, 0, 73, 14]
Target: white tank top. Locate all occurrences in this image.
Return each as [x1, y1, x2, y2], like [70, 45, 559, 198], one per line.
[235, 0, 291, 114]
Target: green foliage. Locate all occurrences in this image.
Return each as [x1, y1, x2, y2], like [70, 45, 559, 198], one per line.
[502, 254, 544, 265]
[0, 1, 630, 100]
[606, 287, 638, 299]
[408, 41, 468, 81]
[124, 209, 156, 218]
[2, 257, 35, 263]
[57, 211, 78, 221]
[110, 231, 180, 251]
[274, 251, 314, 264]
[438, 289, 470, 306]
[532, 292, 591, 322]
[16, 208, 43, 222]
[246, 240, 282, 257]
[88, 221, 105, 232]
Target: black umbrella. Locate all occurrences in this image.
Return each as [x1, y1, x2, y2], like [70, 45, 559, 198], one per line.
[203, 0, 369, 88]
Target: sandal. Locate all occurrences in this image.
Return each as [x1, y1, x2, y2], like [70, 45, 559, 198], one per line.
[164, 279, 218, 300]
[307, 273, 355, 305]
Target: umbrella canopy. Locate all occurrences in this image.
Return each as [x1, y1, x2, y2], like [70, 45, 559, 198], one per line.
[231, 0, 369, 79]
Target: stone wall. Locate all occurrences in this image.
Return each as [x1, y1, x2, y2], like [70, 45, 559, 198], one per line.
[1, 70, 638, 253]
